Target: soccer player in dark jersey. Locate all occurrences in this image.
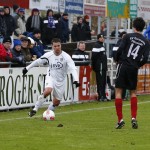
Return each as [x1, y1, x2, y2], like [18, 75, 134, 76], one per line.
[114, 17, 150, 129]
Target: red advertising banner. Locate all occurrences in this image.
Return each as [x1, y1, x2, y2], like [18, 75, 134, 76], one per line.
[79, 66, 91, 100]
[78, 64, 150, 101]
[0, 0, 29, 8]
[79, 66, 97, 101]
[84, 4, 106, 17]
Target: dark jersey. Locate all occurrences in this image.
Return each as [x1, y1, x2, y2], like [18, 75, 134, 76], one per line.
[115, 33, 150, 68]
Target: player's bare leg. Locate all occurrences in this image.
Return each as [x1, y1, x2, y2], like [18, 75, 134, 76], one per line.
[48, 98, 60, 111]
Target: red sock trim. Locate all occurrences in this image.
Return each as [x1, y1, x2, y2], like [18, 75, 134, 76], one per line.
[131, 97, 137, 119]
[115, 98, 123, 122]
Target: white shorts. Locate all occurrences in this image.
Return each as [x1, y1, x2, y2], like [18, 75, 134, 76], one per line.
[45, 76, 65, 100]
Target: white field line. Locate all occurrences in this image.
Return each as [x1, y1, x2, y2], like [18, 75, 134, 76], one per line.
[0, 100, 150, 122]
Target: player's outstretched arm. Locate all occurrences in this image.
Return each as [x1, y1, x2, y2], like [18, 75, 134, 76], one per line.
[22, 52, 51, 76]
[22, 59, 40, 76]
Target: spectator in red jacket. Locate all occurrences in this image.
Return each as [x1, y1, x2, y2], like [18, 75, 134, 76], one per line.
[0, 36, 13, 67]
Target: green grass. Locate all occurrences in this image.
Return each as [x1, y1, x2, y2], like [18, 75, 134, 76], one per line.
[0, 95, 150, 150]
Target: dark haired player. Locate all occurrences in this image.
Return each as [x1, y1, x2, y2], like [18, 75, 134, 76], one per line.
[22, 38, 80, 117]
[114, 17, 150, 129]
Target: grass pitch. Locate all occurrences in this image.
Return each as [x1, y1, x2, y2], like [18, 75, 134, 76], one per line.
[0, 95, 150, 150]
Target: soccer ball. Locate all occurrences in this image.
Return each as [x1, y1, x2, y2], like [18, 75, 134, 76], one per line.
[43, 110, 55, 121]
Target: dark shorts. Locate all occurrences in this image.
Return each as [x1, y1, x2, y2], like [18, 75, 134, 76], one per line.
[115, 64, 138, 90]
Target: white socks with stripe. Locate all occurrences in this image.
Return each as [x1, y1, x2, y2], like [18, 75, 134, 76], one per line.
[33, 94, 46, 112]
[48, 104, 56, 111]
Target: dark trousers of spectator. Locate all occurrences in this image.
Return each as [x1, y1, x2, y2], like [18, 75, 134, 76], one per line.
[95, 70, 107, 100]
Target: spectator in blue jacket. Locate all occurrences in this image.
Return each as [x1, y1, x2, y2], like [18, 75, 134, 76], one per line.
[30, 28, 45, 58]
[57, 13, 70, 43]
[11, 39, 26, 67]
[144, 23, 150, 41]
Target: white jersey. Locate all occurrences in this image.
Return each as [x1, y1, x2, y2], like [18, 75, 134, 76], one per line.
[26, 51, 79, 83]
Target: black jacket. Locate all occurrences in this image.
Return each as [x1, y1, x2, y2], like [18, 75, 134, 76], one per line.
[4, 14, 15, 36]
[72, 49, 90, 66]
[71, 23, 91, 42]
[0, 15, 7, 36]
[57, 17, 69, 43]
[26, 16, 43, 32]
[91, 41, 107, 72]
[83, 21, 91, 40]
[42, 16, 58, 45]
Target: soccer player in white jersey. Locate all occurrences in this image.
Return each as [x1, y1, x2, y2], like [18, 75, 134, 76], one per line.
[22, 38, 80, 117]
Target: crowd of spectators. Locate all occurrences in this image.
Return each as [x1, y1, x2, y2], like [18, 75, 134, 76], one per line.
[0, 5, 122, 102]
[0, 4, 96, 67]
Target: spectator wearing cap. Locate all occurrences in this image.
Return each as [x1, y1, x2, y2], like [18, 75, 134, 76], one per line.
[42, 9, 59, 45]
[83, 15, 95, 40]
[21, 36, 33, 62]
[3, 6, 15, 37]
[0, 8, 7, 43]
[14, 8, 26, 39]
[26, 8, 43, 32]
[91, 33, 108, 101]
[57, 13, 70, 43]
[0, 36, 13, 67]
[11, 39, 25, 67]
[29, 28, 45, 58]
[71, 16, 91, 42]
[12, 4, 20, 17]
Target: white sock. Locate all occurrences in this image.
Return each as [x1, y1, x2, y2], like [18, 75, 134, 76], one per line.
[33, 94, 46, 112]
[48, 103, 56, 111]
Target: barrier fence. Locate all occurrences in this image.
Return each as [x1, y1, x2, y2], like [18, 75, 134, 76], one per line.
[0, 59, 150, 110]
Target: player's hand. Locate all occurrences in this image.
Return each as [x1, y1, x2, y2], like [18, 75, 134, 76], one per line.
[22, 68, 28, 76]
[73, 81, 80, 88]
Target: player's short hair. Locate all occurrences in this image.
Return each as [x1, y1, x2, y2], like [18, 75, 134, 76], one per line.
[51, 38, 61, 44]
[133, 17, 145, 32]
